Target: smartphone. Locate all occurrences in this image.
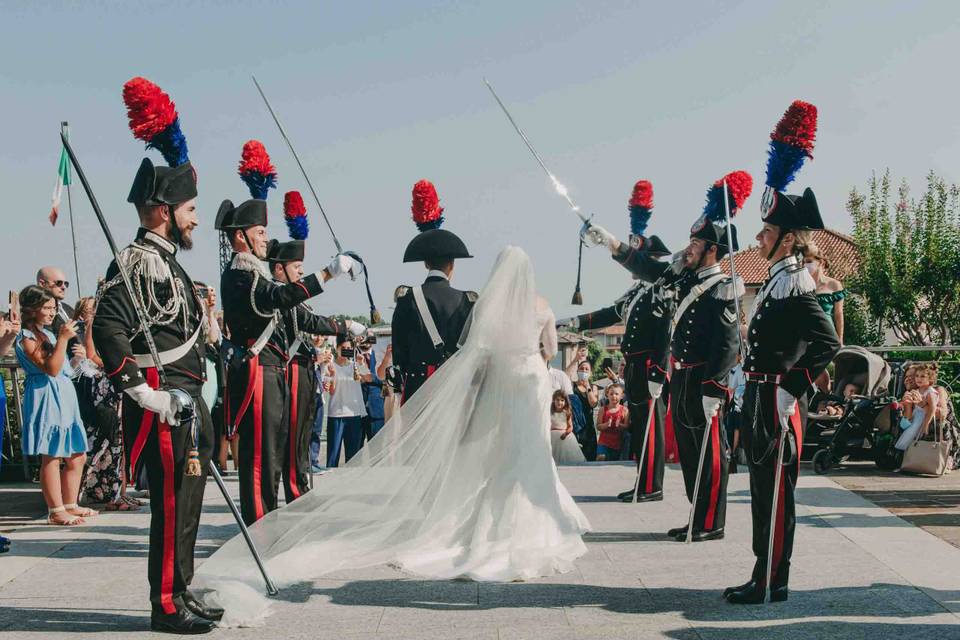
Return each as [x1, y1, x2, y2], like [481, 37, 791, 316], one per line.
[8, 291, 19, 322]
[341, 348, 356, 359]
[602, 357, 614, 372]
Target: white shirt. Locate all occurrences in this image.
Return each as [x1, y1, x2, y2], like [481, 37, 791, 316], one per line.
[327, 361, 368, 418]
[548, 367, 573, 396]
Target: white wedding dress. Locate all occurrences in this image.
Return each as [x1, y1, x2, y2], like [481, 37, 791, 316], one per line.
[195, 246, 590, 626]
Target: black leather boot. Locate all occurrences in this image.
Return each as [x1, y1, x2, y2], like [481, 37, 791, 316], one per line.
[666, 525, 688, 538]
[182, 591, 224, 622]
[722, 578, 754, 599]
[616, 488, 637, 501]
[622, 490, 663, 503]
[688, 528, 724, 542]
[724, 581, 788, 604]
[150, 607, 216, 634]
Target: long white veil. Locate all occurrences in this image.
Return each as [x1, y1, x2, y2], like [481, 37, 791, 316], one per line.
[195, 246, 589, 626]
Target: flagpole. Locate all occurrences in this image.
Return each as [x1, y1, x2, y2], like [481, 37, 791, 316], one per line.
[61, 122, 82, 297]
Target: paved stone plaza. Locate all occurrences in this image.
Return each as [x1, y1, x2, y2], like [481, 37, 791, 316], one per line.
[1, 463, 959, 639]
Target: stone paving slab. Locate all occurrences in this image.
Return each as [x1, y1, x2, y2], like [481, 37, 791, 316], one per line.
[1, 464, 959, 639]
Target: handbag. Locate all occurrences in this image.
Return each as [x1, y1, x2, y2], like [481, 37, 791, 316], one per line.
[900, 419, 948, 476]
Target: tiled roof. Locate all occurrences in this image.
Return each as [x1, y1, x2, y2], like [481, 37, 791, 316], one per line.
[722, 229, 860, 286]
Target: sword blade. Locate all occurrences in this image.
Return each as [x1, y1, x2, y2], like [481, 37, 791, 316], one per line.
[722, 180, 745, 357]
[252, 75, 343, 255]
[483, 78, 588, 223]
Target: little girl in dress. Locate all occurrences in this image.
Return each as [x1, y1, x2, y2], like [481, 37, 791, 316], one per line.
[550, 390, 585, 465]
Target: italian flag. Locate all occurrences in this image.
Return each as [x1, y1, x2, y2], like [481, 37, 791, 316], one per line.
[50, 146, 71, 226]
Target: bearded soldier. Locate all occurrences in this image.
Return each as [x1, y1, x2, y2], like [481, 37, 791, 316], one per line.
[93, 78, 220, 634]
[664, 171, 750, 543]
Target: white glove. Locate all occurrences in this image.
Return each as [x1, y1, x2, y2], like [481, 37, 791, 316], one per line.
[776, 387, 798, 425]
[125, 383, 180, 426]
[583, 224, 617, 249]
[347, 320, 367, 337]
[556, 317, 580, 331]
[647, 381, 663, 399]
[325, 254, 356, 279]
[702, 396, 722, 422]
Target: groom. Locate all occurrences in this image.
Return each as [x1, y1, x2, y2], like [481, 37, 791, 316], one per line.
[392, 180, 476, 404]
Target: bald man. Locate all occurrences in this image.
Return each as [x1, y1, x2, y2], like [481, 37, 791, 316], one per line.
[36, 266, 73, 334]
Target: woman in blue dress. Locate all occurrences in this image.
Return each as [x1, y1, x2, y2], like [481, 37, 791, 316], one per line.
[15, 285, 93, 526]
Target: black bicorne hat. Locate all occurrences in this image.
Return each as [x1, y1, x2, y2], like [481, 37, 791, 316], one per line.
[403, 229, 473, 263]
[266, 239, 305, 263]
[761, 187, 824, 231]
[690, 218, 739, 260]
[215, 199, 268, 231]
[127, 158, 197, 206]
[643, 234, 671, 258]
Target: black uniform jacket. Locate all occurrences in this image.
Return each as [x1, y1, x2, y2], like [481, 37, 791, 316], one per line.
[220, 252, 324, 367]
[278, 297, 345, 363]
[93, 229, 206, 396]
[744, 255, 841, 399]
[670, 263, 740, 399]
[392, 274, 477, 385]
[577, 280, 675, 384]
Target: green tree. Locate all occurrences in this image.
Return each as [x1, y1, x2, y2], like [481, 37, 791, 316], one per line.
[847, 171, 960, 346]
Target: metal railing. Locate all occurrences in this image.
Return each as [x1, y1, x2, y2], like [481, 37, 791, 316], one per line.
[0, 356, 29, 480]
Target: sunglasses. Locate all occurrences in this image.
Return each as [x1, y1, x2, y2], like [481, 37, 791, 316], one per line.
[46, 280, 69, 289]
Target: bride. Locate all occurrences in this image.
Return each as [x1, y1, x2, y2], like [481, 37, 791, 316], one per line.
[195, 246, 591, 625]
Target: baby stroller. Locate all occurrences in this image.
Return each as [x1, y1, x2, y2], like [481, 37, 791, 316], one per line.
[803, 346, 900, 474]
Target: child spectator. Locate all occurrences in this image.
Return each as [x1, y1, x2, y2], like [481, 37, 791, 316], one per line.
[550, 390, 585, 465]
[596, 384, 629, 461]
[896, 363, 938, 451]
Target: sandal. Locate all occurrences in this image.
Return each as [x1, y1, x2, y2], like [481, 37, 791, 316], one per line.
[64, 503, 99, 518]
[121, 495, 145, 507]
[103, 500, 139, 512]
[47, 506, 84, 526]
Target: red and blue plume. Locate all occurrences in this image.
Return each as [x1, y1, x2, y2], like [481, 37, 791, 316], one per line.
[703, 170, 753, 222]
[238, 140, 277, 200]
[627, 180, 653, 236]
[766, 100, 817, 191]
[283, 191, 309, 240]
[123, 77, 189, 167]
[411, 179, 444, 231]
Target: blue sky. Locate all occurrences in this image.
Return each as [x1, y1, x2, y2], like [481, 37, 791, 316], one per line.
[2, 0, 959, 319]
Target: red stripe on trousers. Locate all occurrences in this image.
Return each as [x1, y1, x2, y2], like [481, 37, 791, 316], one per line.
[233, 356, 260, 428]
[128, 368, 160, 479]
[771, 400, 802, 583]
[252, 363, 265, 521]
[157, 418, 177, 615]
[287, 365, 301, 500]
[704, 413, 721, 530]
[645, 398, 656, 493]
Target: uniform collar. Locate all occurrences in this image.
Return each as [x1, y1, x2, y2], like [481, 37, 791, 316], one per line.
[768, 254, 800, 280]
[696, 263, 723, 280]
[426, 270, 450, 282]
[138, 228, 177, 256]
